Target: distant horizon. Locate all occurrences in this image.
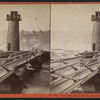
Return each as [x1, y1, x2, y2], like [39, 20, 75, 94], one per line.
[0, 29, 50, 51]
[51, 48, 92, 52]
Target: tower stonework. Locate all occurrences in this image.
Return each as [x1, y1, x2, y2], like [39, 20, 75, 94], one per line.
[91, 11, 100, 51]
[6, 11, 22, 51]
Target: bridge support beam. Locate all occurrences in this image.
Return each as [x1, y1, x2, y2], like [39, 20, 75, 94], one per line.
[72, 73, 100, 93]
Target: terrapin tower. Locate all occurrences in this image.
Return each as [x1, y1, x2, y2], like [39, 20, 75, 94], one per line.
[91, 11, 100, 51]
[6, 11, 22, 51]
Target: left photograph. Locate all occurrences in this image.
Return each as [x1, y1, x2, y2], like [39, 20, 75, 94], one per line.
[0, 4, 50, 94]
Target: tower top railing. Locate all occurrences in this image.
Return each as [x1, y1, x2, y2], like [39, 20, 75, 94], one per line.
[91, 11, 100, 21]
[6, 11, 22, 21]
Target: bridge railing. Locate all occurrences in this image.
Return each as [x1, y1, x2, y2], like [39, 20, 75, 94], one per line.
[3, 51, 32, 65]
[50, 52, 100, 93]
[0, 49, 43, 84]
[0, 50, 43, 71]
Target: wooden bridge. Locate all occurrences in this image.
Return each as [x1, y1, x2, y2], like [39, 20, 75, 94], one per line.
[0, 49, 43, 83]
[50, 52, 100, 93]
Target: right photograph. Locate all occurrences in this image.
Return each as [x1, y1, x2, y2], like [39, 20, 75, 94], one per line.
[50, 4, 100, 93]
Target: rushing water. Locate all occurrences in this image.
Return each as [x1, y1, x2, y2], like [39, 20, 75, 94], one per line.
[0, 62, 50, 94]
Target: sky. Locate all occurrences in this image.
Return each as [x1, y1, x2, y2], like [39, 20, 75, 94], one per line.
[0, 4, 50, 50]
[0, 4, 50, 31]
[51, 4, 100, 52]
[1, 4, 100, 52]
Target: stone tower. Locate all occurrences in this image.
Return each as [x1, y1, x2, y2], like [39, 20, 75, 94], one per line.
[91, 11, 100, 51]
[6, 11, 22, 51]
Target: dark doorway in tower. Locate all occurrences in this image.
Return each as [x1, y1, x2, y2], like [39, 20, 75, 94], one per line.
[7, 43, 11, 51]
[93, 43, 95, 51]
